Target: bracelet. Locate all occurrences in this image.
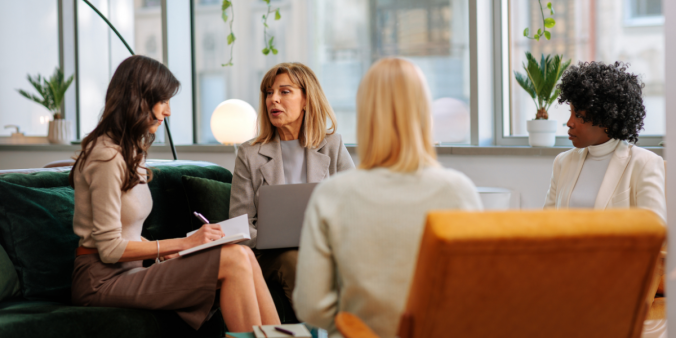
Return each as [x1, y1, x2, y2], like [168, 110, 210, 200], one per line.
[155, 240, 161, 264]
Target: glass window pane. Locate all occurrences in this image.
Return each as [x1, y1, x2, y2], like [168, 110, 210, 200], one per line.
[77, 0, 165, 140]
[0, 1, 59, 137]
[320, 0, 470, 144]
[507, 0, 665, 137]
[192, 0, 470, 145]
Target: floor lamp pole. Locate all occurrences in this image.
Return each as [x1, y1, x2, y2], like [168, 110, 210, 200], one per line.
[81, 0, 178, 160]
[163, 118, 178, 161]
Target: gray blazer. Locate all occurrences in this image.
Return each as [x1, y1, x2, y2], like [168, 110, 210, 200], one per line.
[229, 133, 355, 247]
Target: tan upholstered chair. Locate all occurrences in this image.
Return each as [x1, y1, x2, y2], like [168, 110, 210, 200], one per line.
[336, 209, 665, 338]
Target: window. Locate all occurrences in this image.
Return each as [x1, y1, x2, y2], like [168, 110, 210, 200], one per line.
[626, 0, 663, 26]
[192, 0, 470, 145]
[0, 1, 59, 137]
[317, 0, 471, 144]
[502, 0, 665, 145]
[77, 0, 165, 140]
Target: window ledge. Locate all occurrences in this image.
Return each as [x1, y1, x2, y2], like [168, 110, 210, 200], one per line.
[0, 144, 663, 157]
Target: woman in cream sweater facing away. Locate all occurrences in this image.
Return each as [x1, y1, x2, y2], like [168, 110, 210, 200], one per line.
[69, 55, 279, 332]
[293, 58, 483, 338]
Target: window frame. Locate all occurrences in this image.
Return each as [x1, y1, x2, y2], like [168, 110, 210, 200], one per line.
[493, 0, 664, 147]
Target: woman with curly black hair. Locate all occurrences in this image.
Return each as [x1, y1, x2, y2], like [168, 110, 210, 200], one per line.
[544, 61, 666, 222]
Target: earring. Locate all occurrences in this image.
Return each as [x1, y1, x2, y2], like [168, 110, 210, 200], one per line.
[604, 128, 608, 133]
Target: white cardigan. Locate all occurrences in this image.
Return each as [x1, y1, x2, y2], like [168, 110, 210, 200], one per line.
[544, 140, 666, 222]
[293, 167, 483, 338]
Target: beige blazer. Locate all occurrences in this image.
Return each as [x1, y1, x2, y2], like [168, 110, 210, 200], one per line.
[544, 140, 666, 222]
[230, 133, 355, 247]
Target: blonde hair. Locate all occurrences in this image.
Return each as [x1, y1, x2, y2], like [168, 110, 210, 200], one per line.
[357, 58, 439, 172]
[252, 62, 337, 148]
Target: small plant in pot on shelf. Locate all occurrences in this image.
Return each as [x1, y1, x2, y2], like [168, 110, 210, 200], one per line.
[16, 67, 74, 144]
[514, 52, 571, 146]
[515, 0, 571, 147]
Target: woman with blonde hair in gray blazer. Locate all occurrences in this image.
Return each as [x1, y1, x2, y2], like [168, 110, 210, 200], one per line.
[544, 61, 666, 222]
[229, 62, 355, 304]
[293, 58, 483, 338]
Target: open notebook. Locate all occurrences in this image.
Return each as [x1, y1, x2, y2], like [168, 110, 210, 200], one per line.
[178, 214, 250, 256]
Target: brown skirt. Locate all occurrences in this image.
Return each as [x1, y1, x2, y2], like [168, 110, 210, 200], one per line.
[71, 246, 221, 330]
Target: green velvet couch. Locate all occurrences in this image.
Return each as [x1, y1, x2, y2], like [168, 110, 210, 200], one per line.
[0, 160, 296, 338]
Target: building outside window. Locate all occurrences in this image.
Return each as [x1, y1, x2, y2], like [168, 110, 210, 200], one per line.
[625, 0, 663, 26]
[317, 0, 471, 144]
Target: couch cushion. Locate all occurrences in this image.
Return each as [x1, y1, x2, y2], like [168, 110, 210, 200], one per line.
[142, 166, 233, 241]
[0, 181, 78, 303]
[0, 245, 20, 302]
[0, 171, 70, 188]
[0, 165, 233, 303]
[181, 175, 231, 229]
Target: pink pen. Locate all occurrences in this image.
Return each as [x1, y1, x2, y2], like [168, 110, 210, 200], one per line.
[193, 211, 210, 224]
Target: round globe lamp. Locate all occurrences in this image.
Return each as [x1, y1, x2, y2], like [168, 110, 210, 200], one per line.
[210, 99, 257, 145]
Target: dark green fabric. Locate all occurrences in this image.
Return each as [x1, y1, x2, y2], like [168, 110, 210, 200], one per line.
[0, 181, 78, 303]
[181, 175, 231, 228]
[0, 245, 20, 302]
[0, 301, 160, 338]
[142, 166, 233, 241]
[0, 299, 225, 338]
[0, 171, 70, 188]
[0, 164, 236, 337]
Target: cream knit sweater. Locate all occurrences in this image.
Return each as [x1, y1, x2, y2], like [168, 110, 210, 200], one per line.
[72, 136, 152, 264]
[294, 167, 483, 338]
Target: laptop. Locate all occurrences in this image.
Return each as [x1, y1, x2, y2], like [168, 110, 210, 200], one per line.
[256, 183, 319, 249]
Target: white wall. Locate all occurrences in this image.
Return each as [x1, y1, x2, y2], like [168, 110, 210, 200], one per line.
[0, 150, 555, 209]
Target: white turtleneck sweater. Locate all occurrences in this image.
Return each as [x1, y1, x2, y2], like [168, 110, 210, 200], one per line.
[569, 139, 620, 208]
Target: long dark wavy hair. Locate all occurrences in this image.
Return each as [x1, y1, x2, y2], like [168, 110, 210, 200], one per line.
[69, 55, 180, 191]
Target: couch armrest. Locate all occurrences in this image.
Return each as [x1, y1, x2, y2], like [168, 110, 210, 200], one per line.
[335, 312, 380, 338]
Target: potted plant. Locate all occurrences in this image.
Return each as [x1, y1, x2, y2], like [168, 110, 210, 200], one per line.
[515, 53, 570, 147]
[17, 67, 74, 144]
[515, 1, 570, 147]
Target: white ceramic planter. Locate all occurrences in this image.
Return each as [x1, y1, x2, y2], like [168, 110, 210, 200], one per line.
[47, 119, 74, 145]
[526, 119, 557, 147]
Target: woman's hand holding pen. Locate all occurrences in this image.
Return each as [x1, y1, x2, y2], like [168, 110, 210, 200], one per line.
[183, 224, 225, 249]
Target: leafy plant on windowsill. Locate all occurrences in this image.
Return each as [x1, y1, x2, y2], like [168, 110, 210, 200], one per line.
[514, 52, 571, 120]
[16, 67, 74, 120]
[220, 0, 281, 67]
[514, 0, 571, 120]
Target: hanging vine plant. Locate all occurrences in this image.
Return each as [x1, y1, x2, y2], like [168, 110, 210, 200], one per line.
[221, 0, 281, 67]
[523, 0, 556, 41]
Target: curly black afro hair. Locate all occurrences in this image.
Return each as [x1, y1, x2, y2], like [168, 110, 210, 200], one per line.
[557, 61, 645, 143]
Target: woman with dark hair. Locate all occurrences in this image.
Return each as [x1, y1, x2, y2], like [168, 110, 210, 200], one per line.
[544, 61, 666, 222]
[69, 55, 279, 332]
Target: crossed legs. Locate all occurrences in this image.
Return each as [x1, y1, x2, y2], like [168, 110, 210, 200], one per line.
[218, 244, 280, 332]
